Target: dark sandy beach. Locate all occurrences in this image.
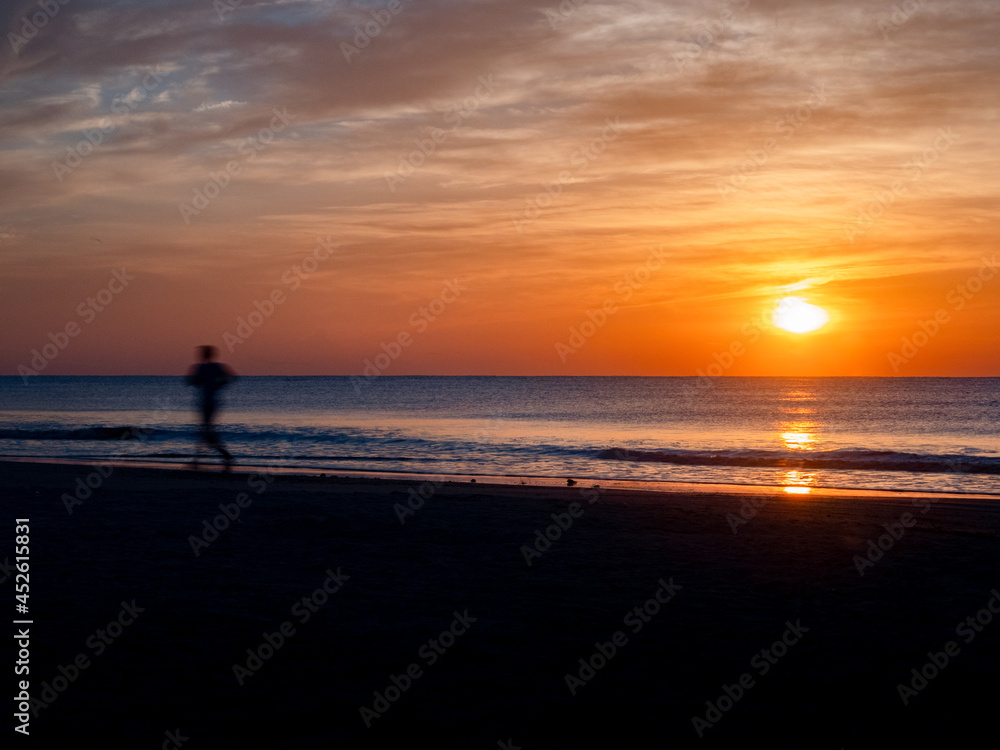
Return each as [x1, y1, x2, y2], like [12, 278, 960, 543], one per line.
[3, 460, 999, 748]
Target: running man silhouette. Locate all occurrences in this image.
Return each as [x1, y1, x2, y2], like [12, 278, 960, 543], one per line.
[187, 345, 237, 470]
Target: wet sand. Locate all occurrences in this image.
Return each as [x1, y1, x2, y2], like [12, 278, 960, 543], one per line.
[3, 459, 999, 748]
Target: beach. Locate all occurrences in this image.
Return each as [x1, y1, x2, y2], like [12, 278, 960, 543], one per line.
[5, 459, 999, 748]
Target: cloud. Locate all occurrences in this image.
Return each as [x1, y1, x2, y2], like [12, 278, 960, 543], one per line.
[194, 99, 247, 112]
[0, 0, 997, 374]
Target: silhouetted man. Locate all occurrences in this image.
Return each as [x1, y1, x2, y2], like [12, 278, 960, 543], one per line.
[187, 345, 237, 470]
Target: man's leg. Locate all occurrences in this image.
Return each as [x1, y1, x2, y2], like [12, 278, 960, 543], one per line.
[192, 401, 215, 468]
[203, 400, 233, 470]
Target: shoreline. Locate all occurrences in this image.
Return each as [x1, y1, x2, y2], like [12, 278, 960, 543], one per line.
[3, 455, 998, 501]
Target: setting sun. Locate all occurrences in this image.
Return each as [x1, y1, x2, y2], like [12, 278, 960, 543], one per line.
[772, 297, 830, 334]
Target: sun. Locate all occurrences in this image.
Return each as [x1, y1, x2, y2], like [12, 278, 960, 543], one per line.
[772, 297, 829, 334]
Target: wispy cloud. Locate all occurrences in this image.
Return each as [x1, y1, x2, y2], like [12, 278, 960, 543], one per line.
[1, 0, 997, 375]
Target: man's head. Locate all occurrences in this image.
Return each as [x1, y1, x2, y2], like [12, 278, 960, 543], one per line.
[198, 345, 217, 362]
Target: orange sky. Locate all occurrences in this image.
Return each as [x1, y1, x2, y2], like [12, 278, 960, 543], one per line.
[2, 0, 998, 376]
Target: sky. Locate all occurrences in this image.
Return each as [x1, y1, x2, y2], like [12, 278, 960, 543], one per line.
[1, 0, 998, 377]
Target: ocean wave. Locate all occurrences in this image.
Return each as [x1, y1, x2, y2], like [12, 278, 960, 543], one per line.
[0, 426, 383, 444]
[596, 447, 1000, 475]
[0, 426, 165, 441]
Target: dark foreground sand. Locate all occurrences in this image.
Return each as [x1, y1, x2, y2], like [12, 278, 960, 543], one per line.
[3, 460, 999, 748]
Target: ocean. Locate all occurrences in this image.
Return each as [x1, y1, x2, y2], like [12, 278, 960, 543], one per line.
[1, 376, 998, 496]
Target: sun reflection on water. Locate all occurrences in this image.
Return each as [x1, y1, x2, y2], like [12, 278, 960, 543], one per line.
[780, 469, 816, 494]
[780, 426, 818, 451]
[778, 386, 821, 494]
